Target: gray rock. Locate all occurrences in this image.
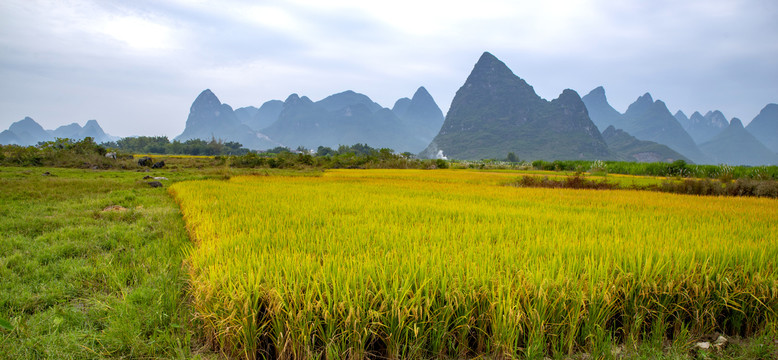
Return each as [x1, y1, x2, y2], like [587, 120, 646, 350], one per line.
[147, 181, 163, 188]
[138, 156, 153, 167]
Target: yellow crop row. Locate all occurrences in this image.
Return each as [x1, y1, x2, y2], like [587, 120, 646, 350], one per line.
[169, 169, 778, 359]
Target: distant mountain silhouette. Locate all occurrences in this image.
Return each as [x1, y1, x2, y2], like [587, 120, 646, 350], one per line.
[602, 126, 689, 163]
[242, 100, 284, 132]
[700, 118, 777, 165]
[684, 110, 728, 144]
[50, 119, 117, 144]
[420, 52, 611, 160]
[581, 86, 624, 131]
[0, 130, 22, 145]
[392, 98, 412, 118]
[233, 106, 258, 125]
[261, 91, 428, 152]
[0, 117, 117, 146]
[392, 87, 445, 147]
[7, 117, 54, 145]
[674, 110, 690, 128]
[746, 103, 778, 153]
[175, 89, 278, 150]
[317, 90, 383, 113]
[619, 93, 709, 163]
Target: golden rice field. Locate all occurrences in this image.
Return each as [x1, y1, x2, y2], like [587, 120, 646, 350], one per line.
[169, 169, 778, 359]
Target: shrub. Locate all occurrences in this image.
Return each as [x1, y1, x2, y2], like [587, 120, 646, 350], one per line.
[589, 160, 607, 176]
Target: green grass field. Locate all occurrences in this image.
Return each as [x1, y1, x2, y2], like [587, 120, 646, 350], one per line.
[0, 167, 213, 359]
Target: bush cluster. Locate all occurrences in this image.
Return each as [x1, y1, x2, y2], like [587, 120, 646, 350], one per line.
[230, 144, 447, 170]
[511, 174, 619, 190]
[510, 173, 778, 198]
[0, 137, 126, 168]
[651, 178, 778, 198]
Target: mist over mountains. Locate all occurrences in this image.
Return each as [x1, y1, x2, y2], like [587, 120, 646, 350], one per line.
[174, 89, 279, 150]
[2, 51, 775, 166]
[583, 86, 777, 166]
[0, 117, 117, 146]
[170, 86, 445, 154]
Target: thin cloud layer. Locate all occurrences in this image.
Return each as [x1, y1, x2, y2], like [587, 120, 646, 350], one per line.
[0, 0, 776, 137]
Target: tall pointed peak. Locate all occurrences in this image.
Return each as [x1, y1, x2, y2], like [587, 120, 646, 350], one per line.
[195, 89, 219, 103]
[411, 86, 433, 102]
[190, 89, 222, 113]
[590, 86, 606, 96]
[11, 116, 43, 129]
[654, 99, 669, 112]
[625, 92, 656, 115]
[556, 89, 583, 103]
[462, 51, 537, 103]
[583, 86, 607, 102]
[704, 110, 729, 128]
[469, 51, 516, 80]
[413, 86, 430, 96]
[637, 92, 654, 104]
[283, 93, 313, 106]
[691, 111, 703, 117]
[476, 51, 501, 66]
[553, 89, 587, 115]
[675, 110, 687, 118]
[729, 117, 744, 129]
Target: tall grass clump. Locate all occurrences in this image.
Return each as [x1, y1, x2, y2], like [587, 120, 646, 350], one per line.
[170, 169, 778, 359]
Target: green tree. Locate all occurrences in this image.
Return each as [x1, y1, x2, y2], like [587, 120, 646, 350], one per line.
[506, 152, 518, 162]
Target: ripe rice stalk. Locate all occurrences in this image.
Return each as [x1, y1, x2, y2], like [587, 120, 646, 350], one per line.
[169, 169, 778, 359]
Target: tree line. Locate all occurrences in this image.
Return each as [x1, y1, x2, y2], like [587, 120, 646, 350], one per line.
[101, 136, 250, 156]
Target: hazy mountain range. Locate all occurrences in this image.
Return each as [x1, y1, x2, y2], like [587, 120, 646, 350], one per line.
[170, 86, 445, 153]
[582, 86, 777, 165]
[0, 117, 117, 146]
[2, 52, 776, 165]
[174, 89, 279, 150]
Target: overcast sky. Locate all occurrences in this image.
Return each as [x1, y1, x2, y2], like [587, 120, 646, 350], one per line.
[1, 0, 776, 137]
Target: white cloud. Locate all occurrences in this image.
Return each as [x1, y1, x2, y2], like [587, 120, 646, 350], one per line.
[98, 15, 177, 51]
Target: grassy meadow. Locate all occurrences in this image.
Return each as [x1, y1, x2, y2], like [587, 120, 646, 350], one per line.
[169, 169, 778, 359]
[0, 166, 218, 359]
